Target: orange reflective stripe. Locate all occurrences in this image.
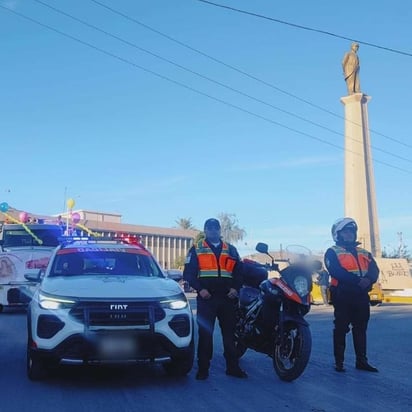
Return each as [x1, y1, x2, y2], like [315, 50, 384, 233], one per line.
[195, 240, 234, 279]
[357, 253, 370, 271]
[224, 257, 236, 272]
[338, 254, 360, 272]
[197, 253, 216, 270]
[330, 246, 371, 286]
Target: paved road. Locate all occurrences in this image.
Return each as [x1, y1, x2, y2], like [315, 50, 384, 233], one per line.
[1, 303, 411, 412]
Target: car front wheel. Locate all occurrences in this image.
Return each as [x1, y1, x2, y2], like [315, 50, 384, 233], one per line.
[162, 339, 194, 377]
[27, 349, 48, 381]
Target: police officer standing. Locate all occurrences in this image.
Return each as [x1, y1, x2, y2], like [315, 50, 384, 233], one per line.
[183, 218, 247, 380]
[324, 217, 379, 373]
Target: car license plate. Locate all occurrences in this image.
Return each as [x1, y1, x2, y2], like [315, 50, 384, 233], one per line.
[370, 294, 378, 299]
[98, 335, 137, 359]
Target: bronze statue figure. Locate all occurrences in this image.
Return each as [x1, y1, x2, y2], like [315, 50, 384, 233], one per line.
[342, 42, 361, 95]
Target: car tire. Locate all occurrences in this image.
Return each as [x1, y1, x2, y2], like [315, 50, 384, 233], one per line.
[27, 349, 48, 381]
[162, 339, 194, 377]
[370, 301, 382, 307]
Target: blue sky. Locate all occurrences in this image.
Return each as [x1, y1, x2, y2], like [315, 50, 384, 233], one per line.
[1, 0, 412, 256]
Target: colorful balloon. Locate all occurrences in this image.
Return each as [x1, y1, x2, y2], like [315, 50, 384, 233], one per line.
[66, 198, 75, 210]
[19, 211, 28, 223]
[0, 202, 9, 213]
[71, 212, 80, 224]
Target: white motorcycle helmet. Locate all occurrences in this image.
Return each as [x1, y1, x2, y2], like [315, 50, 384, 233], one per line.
[331, 217, 358, 242]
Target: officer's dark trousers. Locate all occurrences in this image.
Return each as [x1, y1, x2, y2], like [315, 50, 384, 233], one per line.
[196, 294, 238, 371]
[332, 293, 370, 365]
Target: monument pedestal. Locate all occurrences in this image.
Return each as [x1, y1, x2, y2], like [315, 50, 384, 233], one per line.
[341, 93, 381, 257]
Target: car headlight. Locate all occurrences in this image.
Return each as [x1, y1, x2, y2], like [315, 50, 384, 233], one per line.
[38, 291, 76, 310]
[160, 298, 188, 310]
[293, 276, 309, 297]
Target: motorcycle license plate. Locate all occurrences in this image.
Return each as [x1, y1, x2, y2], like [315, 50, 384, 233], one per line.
[97, 335, 137, 358]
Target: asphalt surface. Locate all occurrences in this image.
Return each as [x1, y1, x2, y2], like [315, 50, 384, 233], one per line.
[0, 302, 411, 412]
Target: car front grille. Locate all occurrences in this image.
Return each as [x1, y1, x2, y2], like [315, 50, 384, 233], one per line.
[69, 301, 166, 328]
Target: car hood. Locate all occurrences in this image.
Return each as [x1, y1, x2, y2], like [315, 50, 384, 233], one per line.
[40, 276, 184, 300]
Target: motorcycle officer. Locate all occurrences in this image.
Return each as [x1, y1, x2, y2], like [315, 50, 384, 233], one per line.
[324, 217, 379, 373]
[183, 218, 247, 380]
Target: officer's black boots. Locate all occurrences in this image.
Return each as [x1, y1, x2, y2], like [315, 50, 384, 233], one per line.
[353, 329, 379, 372]
[195, 369, 209, 380]
[333, 330, 346, 372]
[335, 363, 346, 372]
[226, 367, 248, 378]
[355, 360, 379, 372]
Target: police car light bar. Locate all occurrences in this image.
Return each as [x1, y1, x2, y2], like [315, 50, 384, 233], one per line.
[58, 236, 143, 246]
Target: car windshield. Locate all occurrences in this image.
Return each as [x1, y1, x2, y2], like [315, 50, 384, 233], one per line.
[49, 250, 164, 278]
[3, 228, 62, 247]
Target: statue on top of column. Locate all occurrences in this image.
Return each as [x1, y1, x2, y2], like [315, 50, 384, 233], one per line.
[342, 42, 361, 95]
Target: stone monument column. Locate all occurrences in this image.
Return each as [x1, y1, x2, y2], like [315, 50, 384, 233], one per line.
[340, 93, 381, 257]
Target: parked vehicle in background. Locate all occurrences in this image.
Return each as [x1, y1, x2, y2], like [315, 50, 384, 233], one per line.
[0, 222, 62, 312]
[164, 269, 192, 292]
[165, 269, 184, 282]
[26, 236, 194, 380]
[326, 282, 384, 306]
[367, 282, 384, 306]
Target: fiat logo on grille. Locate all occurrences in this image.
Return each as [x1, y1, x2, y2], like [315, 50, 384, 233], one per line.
[110, 304, 128, 310]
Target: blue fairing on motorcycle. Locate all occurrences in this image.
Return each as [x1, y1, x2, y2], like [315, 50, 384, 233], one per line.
[241, 260, 268, 288]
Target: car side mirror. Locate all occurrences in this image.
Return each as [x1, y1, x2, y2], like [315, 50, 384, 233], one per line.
[24, 269, 43, 283]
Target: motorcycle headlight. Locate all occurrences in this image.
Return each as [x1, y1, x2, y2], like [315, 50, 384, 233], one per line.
[160, 298, 188, 310]
[293, 276, 309, 297]
[38, 291, 76, 310]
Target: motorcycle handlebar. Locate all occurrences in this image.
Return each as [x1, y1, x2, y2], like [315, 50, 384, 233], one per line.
[242, 259, 280, 272]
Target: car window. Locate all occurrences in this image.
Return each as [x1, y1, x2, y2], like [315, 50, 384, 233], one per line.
[3, 228, 62, 247]
[49, 250, 163, 277]
[35, 229, 62, 247]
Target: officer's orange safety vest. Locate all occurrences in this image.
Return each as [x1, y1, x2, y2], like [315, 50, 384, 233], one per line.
[330, 245, 371, 287]
[195, 240, 236, 279]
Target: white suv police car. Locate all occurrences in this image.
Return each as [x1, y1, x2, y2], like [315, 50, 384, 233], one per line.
[26, 237, 194, 380]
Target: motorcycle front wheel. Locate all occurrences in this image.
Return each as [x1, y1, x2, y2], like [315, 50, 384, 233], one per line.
[273, 321, 311, 382]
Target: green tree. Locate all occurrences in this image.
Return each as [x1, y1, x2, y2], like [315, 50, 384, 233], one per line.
[217, 212, 246, 244]
[173, 255, 186, 269]
[194, 231, 205, 244]
[382, 246, 411, 260]
[175, 217, 195, 230]
[177, 213, 245, 246]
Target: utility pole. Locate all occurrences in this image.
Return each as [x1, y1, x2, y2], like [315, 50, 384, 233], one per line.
[397, 232, 404, 258]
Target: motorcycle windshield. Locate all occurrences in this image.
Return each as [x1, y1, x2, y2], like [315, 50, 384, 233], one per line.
[280, 264, 313, 298]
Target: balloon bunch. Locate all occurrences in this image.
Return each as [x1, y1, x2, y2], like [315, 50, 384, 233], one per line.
[0, 202, 43, 245]
[70, 211, 101, 238]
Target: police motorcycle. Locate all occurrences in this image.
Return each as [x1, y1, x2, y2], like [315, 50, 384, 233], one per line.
[234, 243, 314, 382]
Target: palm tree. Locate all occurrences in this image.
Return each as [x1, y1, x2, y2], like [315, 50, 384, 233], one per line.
[175, 217, 195, 230]
[194, 231, 205, 244]
[217, 213, 246, 244]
